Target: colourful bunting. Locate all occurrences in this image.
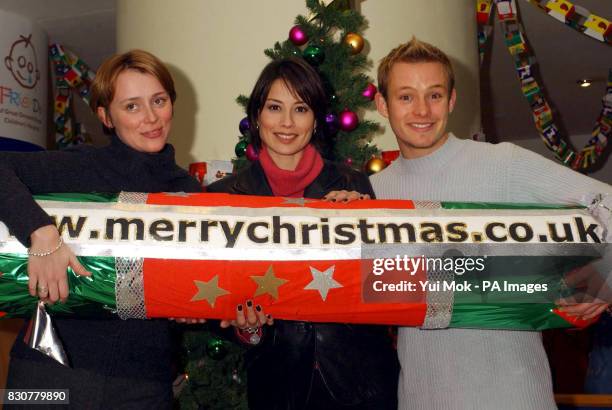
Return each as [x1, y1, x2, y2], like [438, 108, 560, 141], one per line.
[49, 44, 96, 149]
[524, 0, 612, 45]
[477, 1, 611, 172]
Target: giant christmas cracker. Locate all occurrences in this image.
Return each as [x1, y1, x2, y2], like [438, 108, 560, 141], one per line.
[1, 192, 610, 330]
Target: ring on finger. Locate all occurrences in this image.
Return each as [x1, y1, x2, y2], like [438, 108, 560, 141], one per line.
[238, 326, 261, 345]
[239, 326, 259, 333]
[37, 285, 48, 294]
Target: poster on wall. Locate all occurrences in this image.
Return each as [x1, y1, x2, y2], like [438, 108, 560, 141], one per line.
[0, 9, 47, 151]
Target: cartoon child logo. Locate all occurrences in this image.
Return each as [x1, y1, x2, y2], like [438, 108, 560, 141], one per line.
[4, 34, 40, 89]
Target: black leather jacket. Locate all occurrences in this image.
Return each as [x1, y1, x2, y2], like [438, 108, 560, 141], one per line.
[207, 160, 399, 410]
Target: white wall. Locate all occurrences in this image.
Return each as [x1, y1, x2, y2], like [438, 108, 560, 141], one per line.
[361, 0, 480, 151]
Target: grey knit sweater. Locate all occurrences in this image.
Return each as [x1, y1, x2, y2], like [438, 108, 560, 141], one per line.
[370, 134, 612, 410]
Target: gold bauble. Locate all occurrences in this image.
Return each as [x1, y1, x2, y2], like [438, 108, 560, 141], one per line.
[365, 157, 386, 174]
[344, 32, 364, 55]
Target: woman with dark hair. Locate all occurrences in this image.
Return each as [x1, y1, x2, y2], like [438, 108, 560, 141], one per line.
[0, 49, 201, 408]
[207, 57, 399, 410]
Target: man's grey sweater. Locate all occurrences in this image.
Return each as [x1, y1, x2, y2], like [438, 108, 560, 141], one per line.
[370, 134, 611, 410]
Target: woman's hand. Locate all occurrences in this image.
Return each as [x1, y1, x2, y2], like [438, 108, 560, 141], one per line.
[27, 225, 91, 303]
[323, 190, 370, 202]
[220, 300, 273, 345]
[220, 300, 273, 329]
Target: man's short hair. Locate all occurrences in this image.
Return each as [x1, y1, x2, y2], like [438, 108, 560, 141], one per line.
[377, 37, 455, 99]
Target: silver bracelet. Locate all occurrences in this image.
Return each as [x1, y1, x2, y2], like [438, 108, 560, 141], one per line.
[28, 237, 64, 257]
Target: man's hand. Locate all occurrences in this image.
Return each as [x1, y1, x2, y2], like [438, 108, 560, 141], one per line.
[557, 302, 610, 321]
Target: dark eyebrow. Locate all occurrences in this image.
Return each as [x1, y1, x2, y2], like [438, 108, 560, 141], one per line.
[265, 98, 307, 105]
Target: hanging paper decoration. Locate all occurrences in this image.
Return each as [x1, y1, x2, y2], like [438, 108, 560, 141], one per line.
[524, 0, 612, 45]
[477, 1, 612, 172]
[477, 0, 495, 63]
[1, 192, 608, 331]
[49, 44, 96, 149]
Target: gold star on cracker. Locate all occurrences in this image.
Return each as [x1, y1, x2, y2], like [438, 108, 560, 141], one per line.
[251, 265, 288, 300]
[191, 275, 230, 307]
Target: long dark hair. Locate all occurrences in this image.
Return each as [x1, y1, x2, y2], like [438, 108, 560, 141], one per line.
[247, 57, 327, 152]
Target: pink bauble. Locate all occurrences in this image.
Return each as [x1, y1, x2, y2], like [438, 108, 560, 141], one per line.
[339, 110, 359, 132]
[344, 157, 353, 167]
[362, 83, 377, 100]
[245, 144, 259, 161]
[289, 26, 308, 46]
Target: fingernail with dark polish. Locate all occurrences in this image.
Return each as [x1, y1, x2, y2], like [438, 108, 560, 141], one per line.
[237, 304, 243, 311]
[246, 300, 253, 307]
[256, 305, 262, 312]
[266, 314, 272, 319]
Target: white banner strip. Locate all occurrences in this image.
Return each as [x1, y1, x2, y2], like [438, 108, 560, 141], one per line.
[0, 200, 605, 261]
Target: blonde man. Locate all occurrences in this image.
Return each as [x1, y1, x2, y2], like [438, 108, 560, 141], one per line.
[371, 37, 611, 410]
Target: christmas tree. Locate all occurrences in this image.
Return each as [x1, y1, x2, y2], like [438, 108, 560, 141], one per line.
[233, 0, 382, 172]
[176, 324, 247, 409]
[178, 1, 382, 408]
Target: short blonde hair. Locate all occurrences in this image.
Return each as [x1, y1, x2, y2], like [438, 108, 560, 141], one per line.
[89, 49, 176, 113]
[377, 37, 455, 99]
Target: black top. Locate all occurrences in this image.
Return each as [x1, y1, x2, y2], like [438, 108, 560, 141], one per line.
[208, 161, 399, 410]
[0, 135, 201, 381]
[0, 134, 200, 246]
[207, 158, 375, 199]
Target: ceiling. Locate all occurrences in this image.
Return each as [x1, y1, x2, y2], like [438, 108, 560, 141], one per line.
[1, 0, 610, 167]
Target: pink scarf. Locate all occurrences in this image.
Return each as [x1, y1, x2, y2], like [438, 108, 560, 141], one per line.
[258, 144, 324, 197]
